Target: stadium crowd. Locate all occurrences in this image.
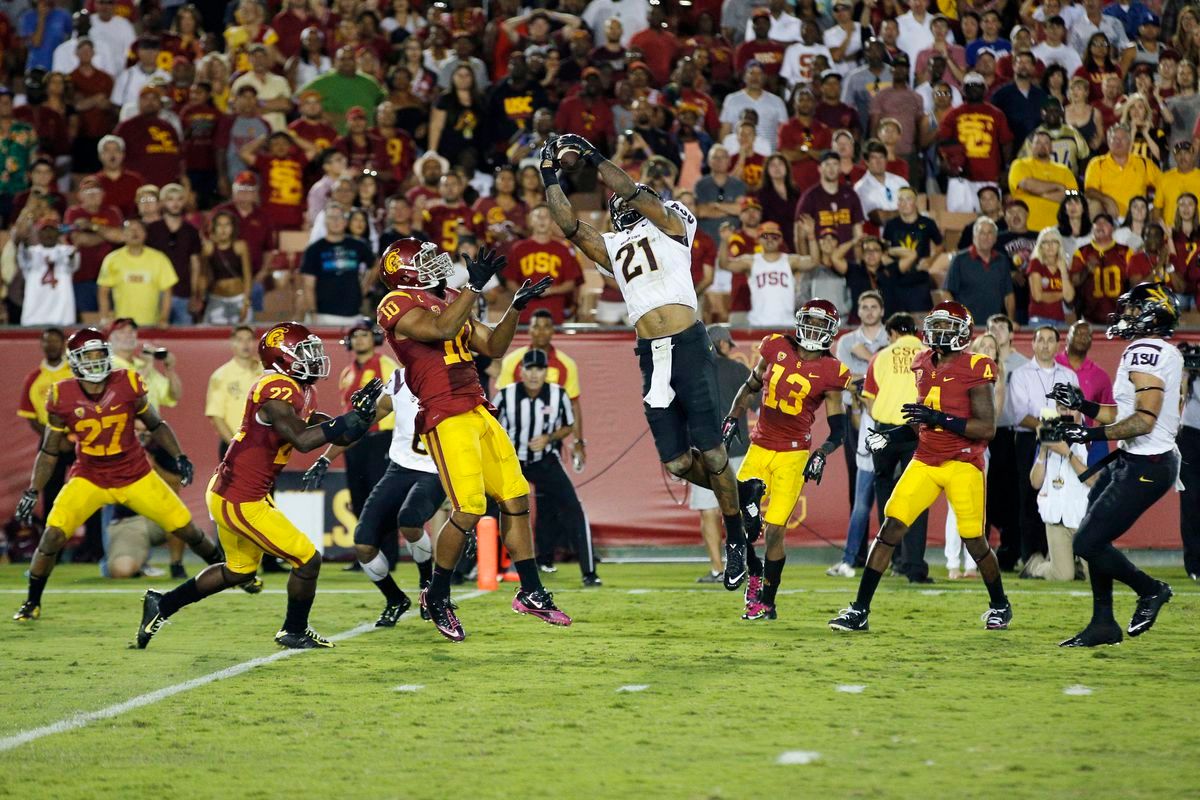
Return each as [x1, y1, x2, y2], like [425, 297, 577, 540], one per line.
[2, 0, 1200, 331]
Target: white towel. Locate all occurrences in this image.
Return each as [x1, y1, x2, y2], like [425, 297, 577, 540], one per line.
[643, 338, 676, 409]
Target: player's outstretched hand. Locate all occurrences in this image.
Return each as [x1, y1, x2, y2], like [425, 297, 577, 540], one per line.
[802, 451, 827, 484]
[539, 140, 560, 184]
[1047, 382, 1085, 410]
[15, 488, 37, 524]
[1057, 422, 1104, 444]
[301, 456, 330, 490]
[175, 454, 195, 487]
[901, 402, 948, 427]
[865, 427, 891, 453]
[721, 415, 740, 448]
[556, 133, 599, 162]
[466, 246, 506, 292]
[513, 277, 553, 310]
[351, 377, 384, 421]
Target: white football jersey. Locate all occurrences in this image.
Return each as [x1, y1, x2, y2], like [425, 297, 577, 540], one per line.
[1114, 338, 1182, 456]
[385, 368, 437, 474]
[597, 200, 698, 325]
[746, 253, 796, 327]
[18, 243, 78, 326]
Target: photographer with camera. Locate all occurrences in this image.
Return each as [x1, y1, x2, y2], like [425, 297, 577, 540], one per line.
[1176, 341, 1200, 580]
[1027, 409, 1095, 581]
[108, 317, 182, 411]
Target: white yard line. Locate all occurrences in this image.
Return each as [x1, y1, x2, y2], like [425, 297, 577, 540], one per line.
[0, 589, 488, 754]
[3, 586, 1199, 597]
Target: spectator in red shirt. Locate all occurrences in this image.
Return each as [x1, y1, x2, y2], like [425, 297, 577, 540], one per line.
[271, 0, 311, 60]
[240, 130, 317, 231]
[555, 67, 614, 155]
[114, 85, 183, 188]
[779, 85, 833, 186]
[589, 18, 628, 78]
[937, 71, 1013, 212]
[419, 170, 473, 254]
[795, 149, 865, 245]
[289, 89, 338, 153]
[736, 8, 787, 82]
[472, 164, 527, 254]
[334, 105, 388, 173]
[502, 205, 582, 323]
[666, 56, 720, 138]
[65, 175, 124, 320]
[628, 4, 679, 86]
[373, 101, 415, 193]
[814, 70, 859, 135]
[405, 150, 448, 223]
[92, 133, 145, 218]
[69, 39, 116, 177]
[180, 81, 224, 210]
[677, 190, 715, 297]
[1069, 213, 1138, 324]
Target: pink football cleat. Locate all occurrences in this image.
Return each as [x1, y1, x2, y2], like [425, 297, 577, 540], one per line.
[420, 589, 465, 642]
[512, 588, 572, 626]
[741, 600, 777, 621]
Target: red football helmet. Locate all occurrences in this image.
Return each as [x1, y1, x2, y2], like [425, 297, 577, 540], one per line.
[258, 322, 330, 382]
[66, 327, 112, 382]
[923, 301, 974, 351]
[378, 237, 455, 291]
[795, 298, 841, 350]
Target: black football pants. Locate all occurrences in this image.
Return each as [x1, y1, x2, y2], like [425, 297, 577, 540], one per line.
[873, 432, 929, 581]
[522, 456, 596, 577]
[1177, 426, 1200, 575]
[986, 427, 1021, 570]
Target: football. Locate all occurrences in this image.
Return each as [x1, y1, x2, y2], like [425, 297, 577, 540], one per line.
[557, 142, 583, 171]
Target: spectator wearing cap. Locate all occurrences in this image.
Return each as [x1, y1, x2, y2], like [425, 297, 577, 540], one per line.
[179, 81, 223, 209]
[824, 0, 862, 75]
[842, 38, 892, 133]
[742, 0, 801, 43]
[65, 175, 123, 321]
[333, 105, 388, 174]
[555, 67, 613, 154]
[436, 28, 491, 91]
[110, 35, 168, 109]
[113, 87, 183, 188]
[1126, 12, 1164, 70]
[723, 195, 766, 324]
[493, 347, 598, 584]
[230, 43, 292, 132]
[98, 218, 177, 327]
[943, 216, 1015, 323]
[299, 46, 387, 135]
[628, 3, 680, 86]
[18, 0, 72, 71]
[581, 0, 648, 47]
[966, 10, 1011, 66]
[781, 19, 832, 89]
[735, 12, 788, 81]
[720, 61, 789, 149]
[213, 171, 277, 309]
[1009, 129, 1080, 231]
[1084, 122, 1161, 218]
[1070, 0, 1131, 57]
[107, 317, 181, 410]
[145, 183, 203, 324]
[896, 0, 934, 65]
[215, 85, 271, 195]
[795, 149, 865, 247]
[1154, 140, 1200, 225]
[815, 71, 859, 133]
[854, 140, 909, 231]
[1032, 15, 1083, 74]
[92, 134, 143, 219]
[719, 219, 814, 326]
[289, 89, 338, 154]
[937, 72, 1013, 213]
[868, 51, 930, 182]
[991, 51, 1048, 146]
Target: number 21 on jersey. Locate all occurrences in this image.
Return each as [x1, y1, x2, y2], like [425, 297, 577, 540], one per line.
[615, 238, 659, 282]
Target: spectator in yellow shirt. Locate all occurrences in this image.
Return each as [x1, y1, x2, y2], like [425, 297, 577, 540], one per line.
[1083, 123, 1161, 219]
[1009, 130, 1079, 231]
[98, 219, 178, 327]
[1153, 140, 1200, 226]
[204, 325, 262, 458]
[108, 318, 182, 409]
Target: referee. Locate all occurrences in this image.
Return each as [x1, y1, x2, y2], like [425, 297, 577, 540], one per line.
[494, 349, 600, 587]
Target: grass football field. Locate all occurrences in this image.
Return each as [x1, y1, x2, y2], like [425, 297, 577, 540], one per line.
[1, 561, 1197, 799]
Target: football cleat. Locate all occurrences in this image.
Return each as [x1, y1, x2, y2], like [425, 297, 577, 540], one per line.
[13, 600, 40, 622]
[1059, 622, 1124, 647]
[169, 562, 187, 579]
[513, 588, 572, 626]
[745, 574, 763, 605]
[582, 573, 603, 587]
[421, 589, 465, 642]
[239, 577, 264, 594]
[724, 542, 747, 591]
[376, 593, 412, 627]
[538, 563, 558, 574]
[275, 627, 334, 649]
[982, 601, 1013, 630]
[738, 478, 766, 543]
[1128, 581, 1172, 637]
[829, 603, 870, 632]
[135, 590, 169, 649]
[696, 570, 724, 584]
[826, 562, 856, 578]
[742, 600, 776, 620]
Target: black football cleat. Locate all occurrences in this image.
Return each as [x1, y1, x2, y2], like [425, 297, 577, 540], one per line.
[582, 572, 603, 587]
[376, 593, 412, 627]
[12, 600, 40, 622]
[982, 601, 1013, 630]
[1059, 622, 1124, 647]
[724, 542, 747, 591]
[1128, 581, 1173, 637]
[829, 603, 870, 632]
[169, 562, 187, 579]
[275, 627, 334, 649]
[738, 478, 766, 544]
[136, 590, 169, 649]
[421, 589, 466, 641]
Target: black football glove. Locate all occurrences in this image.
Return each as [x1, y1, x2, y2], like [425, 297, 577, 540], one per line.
[175, 454, 195, 487]
[802, 451, 827, 484]
[512, 277, 553, 310]
[539, 140, 560, 186]
[15, 488, 37, 524]
[721, 415, 740, 448]
[350, 377, 384, 422]
[1047, 382, 1085, 410]
[865, 427, 891, 453]
[901, 402, 951, 428]
[555, 133, 601, 165]
[301, 456, 330, 490]
[1057, 422, 1106, 444]
[466, 246, 506, 293]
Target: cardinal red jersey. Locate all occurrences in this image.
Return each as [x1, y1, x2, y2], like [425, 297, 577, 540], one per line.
[180, 101, 223, 172]
[335, 132, 389, 173]
[376, 128, 416, 187]
[1070, 241, 1134, 324]
[911, 348, 997, 470]
[503, 238, 583, 323]
[751, 335, 852, 452]
[472, 196, 527, 249]
[92, 169, 145, 219]
[935, 102, 1012, 183]
[213, 372, 316, 502]
[289, 118, 338, 152]
[778, 117, 832, 158]
[253, 150, 308, 230]
[377, 287, 493, 433]
[422, 202, 473, 254]
[46, 369, 152, 488]
[113, 114, 183, 187]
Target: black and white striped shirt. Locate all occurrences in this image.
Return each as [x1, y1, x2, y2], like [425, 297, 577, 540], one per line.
[493, 382, 575, 464]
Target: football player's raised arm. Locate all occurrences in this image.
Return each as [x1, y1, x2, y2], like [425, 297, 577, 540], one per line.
[1101, 370, 1165, 439]
[260, 398, 344, 453]
[728, 356, 768, 421]
[315, 394, 394, 463]
[27, 414, 67, 492]
[137, 401, 185, 460]
[469, 306, 520, 358]
[545, 183, 610, 269]
[595, 160, 685, 237]
[965, 382, 998, 441]
[392, 291, 478, 343]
